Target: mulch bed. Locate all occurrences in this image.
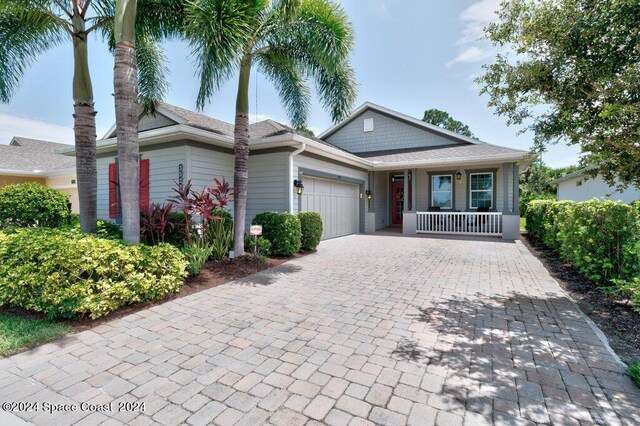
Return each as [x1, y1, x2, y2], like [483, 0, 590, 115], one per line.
[0, 252, 309, 335]
[521, 232, 640, 363]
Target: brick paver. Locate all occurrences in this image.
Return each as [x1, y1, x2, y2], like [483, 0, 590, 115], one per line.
[1, 235, 639, 425]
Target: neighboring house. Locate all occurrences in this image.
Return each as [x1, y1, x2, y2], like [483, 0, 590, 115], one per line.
[70, 102, 533, 240]
[0, 137, 79, 213]
[552, 167, 640, 203]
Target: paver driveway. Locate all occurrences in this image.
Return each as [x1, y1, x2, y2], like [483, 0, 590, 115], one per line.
[1, 235, 639, 426]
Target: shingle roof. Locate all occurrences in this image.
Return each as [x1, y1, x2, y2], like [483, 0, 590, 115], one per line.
[362, 143, 529, 165]
[159, 103, 235, 136]
[0, 137, 76, 173]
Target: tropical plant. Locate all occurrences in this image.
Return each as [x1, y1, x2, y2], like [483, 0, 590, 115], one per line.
[422, 109, 475, 138]
[0, 183, 71, 228]
[185, 0, 357, 255]
[168, 180, 195, 242]
[0, 1, 177, 234]
[140, 202, 174, 245]
[478, 0, 640, 187]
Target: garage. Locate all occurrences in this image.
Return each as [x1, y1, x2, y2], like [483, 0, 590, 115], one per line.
[300, 176, 360, 240]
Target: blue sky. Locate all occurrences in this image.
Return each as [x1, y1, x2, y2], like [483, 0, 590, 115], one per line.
[0, 0, 580, 168]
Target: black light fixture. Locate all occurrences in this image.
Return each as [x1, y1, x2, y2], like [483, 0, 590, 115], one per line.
[293, 179, 304, 195]
[365, 190, 372, 200]
[456, 171, 462, 181]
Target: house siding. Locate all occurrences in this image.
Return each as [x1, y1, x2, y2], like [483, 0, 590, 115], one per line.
[189, 145, 234, 193]
[324, 110, 465, 154]
[97, 144, 187, 220]
[558, 175, 640, 203]
[246, 151, 289, 226]
[373, 171, 388, 228]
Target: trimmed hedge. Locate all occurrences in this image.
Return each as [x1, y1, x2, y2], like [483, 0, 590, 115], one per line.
[252, 212, 301, 256]
[0, 228, 187, 319]
[298, 212, 323, 251]
[0, 183, 71, 228]
[525, 200, 640, 304]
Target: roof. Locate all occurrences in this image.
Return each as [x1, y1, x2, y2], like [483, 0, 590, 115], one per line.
[363, 143, 530, 167]
[550, 165, 596, 185]
[319, 102, 483, 145]
[0, 137, 76, 174]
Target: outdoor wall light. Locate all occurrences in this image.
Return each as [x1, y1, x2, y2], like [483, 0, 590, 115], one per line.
[365, 190, 373, 200]
[456, 171, 462, 181]
[294, 179, 304, 195]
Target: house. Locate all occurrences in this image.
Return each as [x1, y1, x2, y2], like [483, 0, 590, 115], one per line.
[77, 102, 533, 240]
[0, 137, 79, 213]
[552, 166, 640, 203]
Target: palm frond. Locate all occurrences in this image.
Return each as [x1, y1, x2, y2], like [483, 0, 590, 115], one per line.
[0, 1, 66, 102]
[137, 34, 170, 114]
[136, 0, 187, 40]
[257, 48, 310, 128]
[184, 0, 258, 109]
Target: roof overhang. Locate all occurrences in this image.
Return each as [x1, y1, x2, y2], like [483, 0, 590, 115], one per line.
[369, 152, 537, 172]
[0, 166, 76, 178]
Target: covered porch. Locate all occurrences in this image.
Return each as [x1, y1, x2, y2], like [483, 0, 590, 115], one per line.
[364, 163, 522, 240]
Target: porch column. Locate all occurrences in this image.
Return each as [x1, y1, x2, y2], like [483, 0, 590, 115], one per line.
[403, 169, 409, 212]
[512, 163, 520, 215]
[411, 169, 417, 212]
[365, 172, 375, 233]
[502, 163, 510, 212]
[367, 171, 374, 213]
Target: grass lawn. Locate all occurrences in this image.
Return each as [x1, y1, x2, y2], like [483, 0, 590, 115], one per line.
[520, 216, 526, 230]
[629, 361, 640, 388]
[0, 315, 70, 356]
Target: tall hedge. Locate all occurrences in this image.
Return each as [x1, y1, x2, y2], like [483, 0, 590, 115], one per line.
[0, 228, 187, 319]
[525, 199, 640, 289]
[298, 212, 323, 251]
[252, 212, 301, 256]
[0, 183, 71, 228]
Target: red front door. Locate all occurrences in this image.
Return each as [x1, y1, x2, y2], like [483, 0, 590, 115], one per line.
[391, 184, 411, 225]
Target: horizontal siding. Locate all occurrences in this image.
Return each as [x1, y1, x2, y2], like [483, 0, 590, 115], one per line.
[325, 110, 464, 154]
[97, 145, 186, 220]
[246, 152, 288, 226]
[558, 175, 640, 203]
[188, 146, 234, 194]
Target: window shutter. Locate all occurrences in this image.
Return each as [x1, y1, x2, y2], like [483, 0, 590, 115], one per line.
[139, 159, 150, 210]
[108, 163, 118, 219]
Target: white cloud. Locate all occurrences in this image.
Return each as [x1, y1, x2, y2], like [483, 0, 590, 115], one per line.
[450, 0, 501, 66]
[0, 112, 74, 145]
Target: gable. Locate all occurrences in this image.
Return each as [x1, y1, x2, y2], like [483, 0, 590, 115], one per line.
[106, 111, 178, 139]
[324, 109, 468, 155]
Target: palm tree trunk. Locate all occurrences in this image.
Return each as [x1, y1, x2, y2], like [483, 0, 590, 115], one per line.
[72, 14, 97, 234]
[114, 0, 140, 244]
[233, 56, 252, 256]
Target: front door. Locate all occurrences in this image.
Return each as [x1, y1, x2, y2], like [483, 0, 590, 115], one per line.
[391, 184, 409, 225]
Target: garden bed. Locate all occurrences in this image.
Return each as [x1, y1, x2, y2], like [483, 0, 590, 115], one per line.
[522, 232, 640, 362]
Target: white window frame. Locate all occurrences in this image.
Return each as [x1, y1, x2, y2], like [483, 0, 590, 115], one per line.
[469, 172, 494, 209]
[431, 174, 453, 209]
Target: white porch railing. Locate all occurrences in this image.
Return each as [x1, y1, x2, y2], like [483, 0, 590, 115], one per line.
[416, 211, 503, 236]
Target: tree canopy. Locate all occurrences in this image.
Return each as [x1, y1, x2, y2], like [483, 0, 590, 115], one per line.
[421, 109, 475, 138]
[478, 0, 640, 187]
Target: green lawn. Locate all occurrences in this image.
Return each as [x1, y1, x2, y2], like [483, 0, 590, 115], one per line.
[520, 216, 526, 230]
[0, 315, 70, 356]
[629, 361, 640, 388]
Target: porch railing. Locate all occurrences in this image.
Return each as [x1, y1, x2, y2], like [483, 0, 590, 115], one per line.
[416, 211, 503, 236]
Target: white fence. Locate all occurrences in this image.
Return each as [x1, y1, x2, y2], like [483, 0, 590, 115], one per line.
[416, 211, 503, 236]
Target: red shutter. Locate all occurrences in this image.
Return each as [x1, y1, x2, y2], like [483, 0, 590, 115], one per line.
[108, 163, 118, 219]
[139, 159, 150, 210]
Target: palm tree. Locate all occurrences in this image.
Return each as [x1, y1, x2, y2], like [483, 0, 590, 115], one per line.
[0, 0, 177, 237]
[185, 0, 357, 255]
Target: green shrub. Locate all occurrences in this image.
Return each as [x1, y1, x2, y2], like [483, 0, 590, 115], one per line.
[0, 183, 71, 228]
[628, 361, 640, 388]
[205, 210, 233, 260]
[181, 244, 213, 277]
[0, 228, 186, 319]
[245, 234, 272, 259]
[252, 212, 301, 256]
[298, 212, 323, 251]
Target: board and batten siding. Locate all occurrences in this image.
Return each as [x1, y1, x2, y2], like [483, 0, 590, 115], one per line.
[188, 145, 234, 194]
[97, 145, 186, 220]
[372, 171, 388, 228]
[324, 110, 465, 154]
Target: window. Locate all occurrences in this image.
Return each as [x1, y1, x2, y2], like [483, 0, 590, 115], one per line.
[431, 174, 453, 209]
[364, 118, 374, 132]
[469, 172, 493, 209]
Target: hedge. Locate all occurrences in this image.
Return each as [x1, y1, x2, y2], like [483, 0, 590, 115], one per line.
[252, 212, 301, 256]
[525, 199, 640, 308]
[0, 183, 71, 228]
[0, 228, 187, 319]
[298, 212, 323, 251]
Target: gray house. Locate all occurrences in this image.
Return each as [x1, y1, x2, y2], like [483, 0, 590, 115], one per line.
[81, 102, 533, 240]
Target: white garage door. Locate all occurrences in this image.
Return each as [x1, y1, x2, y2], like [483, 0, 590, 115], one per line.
[300, 177, 360, 240]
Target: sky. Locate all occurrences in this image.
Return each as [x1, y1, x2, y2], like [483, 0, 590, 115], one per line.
[0, 0, 581, 168]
